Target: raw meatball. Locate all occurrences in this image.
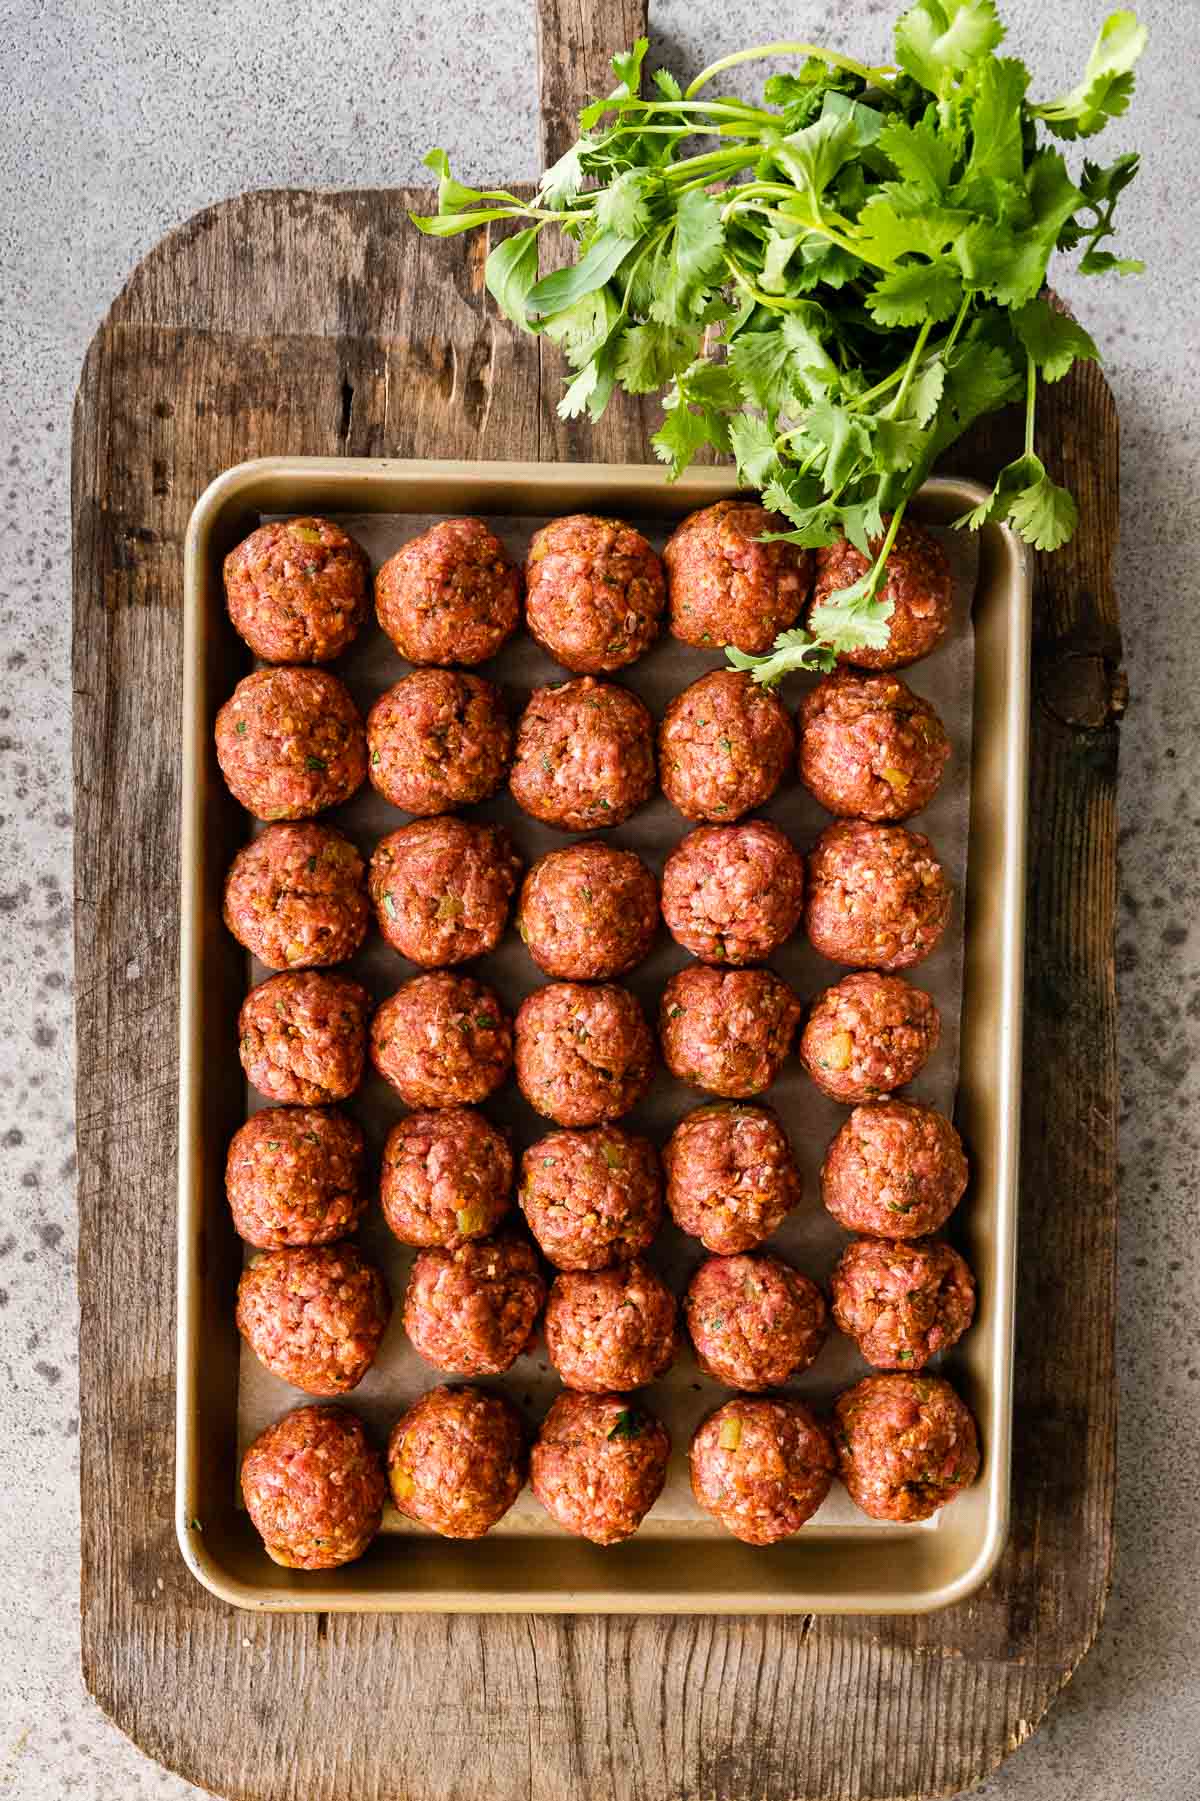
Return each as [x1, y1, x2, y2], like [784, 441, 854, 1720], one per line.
[689, 1398, 835, 1543]
[663, 1103, 800, 1253]
[375, 517, 521, 666]
[524, 513, 665, 673]
[241, 1404, 385, 1569]
[380, 1106, 513, 1248]
[367, 669, 511, 815]
[387, 1383, 525, 1538]
[821, 1100, 968, 1238]
[236, 1244, 391, 1395]
[544, 1259, 679, 1392]
[225, 1106, 365, 1248]
[238, 971, 369, 1105]
[519, 1127, 662, 1271]
[659, 966, 801, 1098]
[830, 1236, 977, 1370]
[659, 668, 794, 822]
[833, 1372, 980, 1520]
[515, 982, 655, 1126]
[798, 670, 950, 821]
[800, 971, 940, 1102]
[684, 1252, 828, 1389]
[811, 519, 952, 670]
[531, 1391, 670, 1544]
[806, 819, 951, 971]
[517, 842, 658, 981]
[369, 817, 521, 967]
[403, 1235, 546, 1376]
[224, 518, 369, 665]
[370, 972, 512, 1108]
[215, 667, 367, 821]
[664, 498, 812, 654]
[223, 823, 368, 970]
[509, 677, 655, 830]
[661, 821, 805, 965]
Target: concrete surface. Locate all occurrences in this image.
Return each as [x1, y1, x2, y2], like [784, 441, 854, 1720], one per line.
[0, 0, 1195, 1795]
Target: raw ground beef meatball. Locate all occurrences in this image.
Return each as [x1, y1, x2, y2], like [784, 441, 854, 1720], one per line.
[215, 667, 367, 821]
[519, 1127, 663, 1270]
[806, 819, 951, 971]
[515, 982, 655, 1126]
[689, 1397, 835, 1543]
[659, 668, 794, 822]
[241, 1404, 385, 1569]
[224, 517, 370, 665]
[367, 669, 511, 815]
[664, 1103, 800, 1253]
[403, 1235, 546, 1376]
[664, 498, 813, 655]
[830, 1236, 977, 1370]
[370, 972, 512, 1108]
[821, 1100, 968, 1238]
[834, 1372, 980, 1520]
[798, 670, 950, 821]
[800, 972, 941, 1102]
[509, 677, 655, 831]
[659, 966, 801, 1098]
[685, 1252, 828, 1389]
[380, 1107, 513, 1247]
[517, 842, 658, 981]
[375, 517, 521, 666]
[387, 1383, 526, 1537]
[661, 821, 805, 966]
[531, 1391, 670, 1544]
[811, 519, 953, 670]
[369, 817, 521, 967]
[239, 970, 369, 1105]
[544, 1259, 679, 1392]
[236, 1243, 391, 1395]
[226, 1106, 366, 1248]
[223, 823, 368, 970]
[525, 513, 665, 673]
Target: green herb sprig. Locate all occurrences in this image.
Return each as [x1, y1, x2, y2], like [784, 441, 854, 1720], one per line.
[412, 0, 1144, 677]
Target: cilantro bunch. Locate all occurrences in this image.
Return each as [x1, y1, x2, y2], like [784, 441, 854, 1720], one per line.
[412, 0, 1145, 676]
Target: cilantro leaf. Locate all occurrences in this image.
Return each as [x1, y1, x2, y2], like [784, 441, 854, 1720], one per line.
[894, 0, 1006, 96]
[484, 226, 543, 328]
[526, 232, 641, 320]
[1031, 9, 1147, 139]
[537, 141, 590, 207]
[1012, 297, 1099, 381]
[877, 110, 959, 198]
[611, 37, 649, 95]
[615, 321, 696, 393]
[955, 452, 1077, 549]
[772, 111, 861, 201]
[728, 414, 781, 487]
[727, 627, 838, 682]
[868, 260, 965, 325]
[1007, 468, 1078, 548]
[908, 358, 947, 425]
[594, 170, 656, 238]
[963, 57, 1029, 187]
[653, 68, 683, 102]
[542, 289, 621, 369]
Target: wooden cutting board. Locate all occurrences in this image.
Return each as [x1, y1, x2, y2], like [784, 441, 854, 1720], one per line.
[72, 3, 1124, 1795]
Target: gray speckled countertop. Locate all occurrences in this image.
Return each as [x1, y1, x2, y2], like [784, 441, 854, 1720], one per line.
[1, 1, 1196, 1796]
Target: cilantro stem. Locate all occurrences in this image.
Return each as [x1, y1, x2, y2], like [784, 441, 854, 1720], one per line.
[608, 97, 778, 123]
[1023, 352, 1037, 456]
[887, 319, 933, 416]
[684, 41, 895, 99]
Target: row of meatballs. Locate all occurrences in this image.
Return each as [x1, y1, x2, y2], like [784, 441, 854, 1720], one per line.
[228, 1097, 977, 1559]
[242, 1369, 979, 1568]
[224, 824, 951, 1107]
[222, 504, 952, 674]
[215, 662, 950, 831]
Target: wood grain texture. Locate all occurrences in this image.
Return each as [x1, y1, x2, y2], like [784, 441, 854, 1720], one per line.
[73, 2, 1121, 1796]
